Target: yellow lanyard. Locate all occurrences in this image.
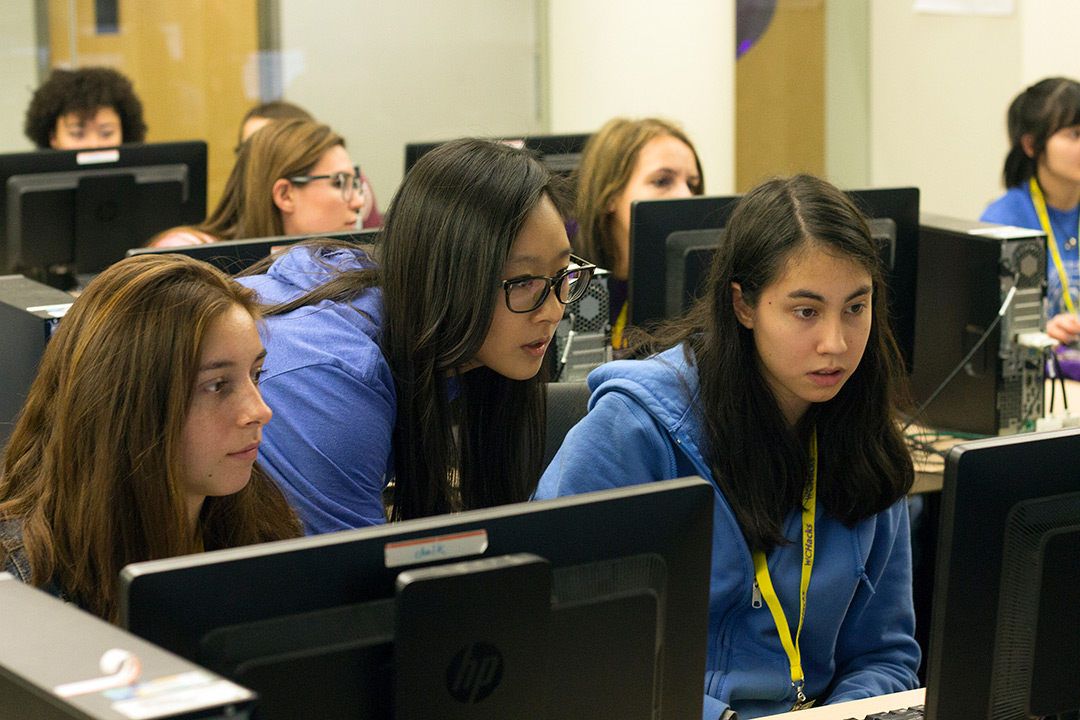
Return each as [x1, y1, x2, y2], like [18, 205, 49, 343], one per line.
[752, 428, 817, 709]
[611, 300, 628, 349]
[1030, 177, 1080, 315]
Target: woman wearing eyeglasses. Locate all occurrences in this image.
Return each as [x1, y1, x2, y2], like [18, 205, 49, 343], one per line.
[148, 118, 363, 247]
[236, 138, 595, 533]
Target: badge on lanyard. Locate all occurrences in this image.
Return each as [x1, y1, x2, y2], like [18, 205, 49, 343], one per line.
[751, 428, 818, 711]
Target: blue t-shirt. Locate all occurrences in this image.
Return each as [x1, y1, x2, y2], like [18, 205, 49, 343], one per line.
[981, 184, 1080, 317]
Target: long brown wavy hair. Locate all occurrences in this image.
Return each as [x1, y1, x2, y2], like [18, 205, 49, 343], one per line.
[0, 254, 301, 622]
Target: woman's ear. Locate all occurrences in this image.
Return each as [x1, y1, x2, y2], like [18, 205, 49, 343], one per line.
[272, 178, 295, 215]
[1021, 133, 1037, 159]
[732, 282, 754, 329]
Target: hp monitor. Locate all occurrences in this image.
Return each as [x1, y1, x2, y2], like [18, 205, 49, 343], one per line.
[0, 142, 207, 289]
[120, 477, 714, 719]
[404, 133, 591, 177]
[126, 228, 379, 276]
[926, 427, 1080, 719]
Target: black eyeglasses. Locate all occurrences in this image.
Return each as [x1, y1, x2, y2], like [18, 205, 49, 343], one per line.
[502, 255, 596, 313]
[287, 165, 362, 203]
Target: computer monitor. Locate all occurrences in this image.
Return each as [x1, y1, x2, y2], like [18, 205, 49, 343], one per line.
[120, 477, 713, 720]
[404, 133, 592, 177]
[628, 188, 919, 371]
[925, 428, 1080, 720]
[126, 228, 379, 276]
[0, 142, 207, 289]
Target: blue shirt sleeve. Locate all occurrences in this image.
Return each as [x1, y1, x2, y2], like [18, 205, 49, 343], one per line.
[256, 360, 396, 534]
[536, 390, 679, 498]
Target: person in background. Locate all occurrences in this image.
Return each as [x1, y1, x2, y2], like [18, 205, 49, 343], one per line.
[537, 174, 920, 719]
[982, 77, 1080, 355]
[239, 100, 382, 228]
[0, 254, 302, 623]
[149, 118, 363, 247]
[24, 66, 146, 150]
[237, 138, 594, 533]
[573, 117, 704, 349]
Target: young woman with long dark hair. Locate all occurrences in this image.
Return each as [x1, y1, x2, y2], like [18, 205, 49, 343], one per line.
[537, 174, 919, 719]
[239, 138, 594, 532]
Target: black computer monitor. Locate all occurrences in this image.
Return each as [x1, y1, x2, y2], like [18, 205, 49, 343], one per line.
[126, 228, 379, 276]
[119, 477, 714, 720]
[628, 188, 919, 371]
[0, 141, 207, 289]
[404, 133, 591, 177]
[925, 428, 1080, 720]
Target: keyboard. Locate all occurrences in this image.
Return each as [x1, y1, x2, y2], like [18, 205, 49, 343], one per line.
[756, 688, 926, 719]
[851, 705, 923, 720]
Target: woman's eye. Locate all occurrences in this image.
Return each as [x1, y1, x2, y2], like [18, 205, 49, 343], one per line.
[206, 380, 225, 393]
[252, 369, 266, 385]
[795, 308, 816, 319]
[652, 176, 673, 189]
[847, 302, 866, 315]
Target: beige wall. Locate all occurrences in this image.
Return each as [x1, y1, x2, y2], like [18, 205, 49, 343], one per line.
[280, 0, 544, 206]
[1, 5, 39, 152]
[546, 0, 736, 195]
[825, 0, 869, 189]
[8, 2, 1080, 219]
[868, 3, 1021, 219]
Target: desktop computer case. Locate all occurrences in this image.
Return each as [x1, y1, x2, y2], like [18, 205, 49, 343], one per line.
[0, 275, 73, 446]
[911, 215, 1046, 435]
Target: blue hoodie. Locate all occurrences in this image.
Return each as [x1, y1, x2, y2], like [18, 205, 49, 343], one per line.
[238, 244, 394, 534]
[535, 346, 920, 719]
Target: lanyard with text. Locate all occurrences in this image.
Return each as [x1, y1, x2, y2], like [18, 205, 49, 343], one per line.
[1030, 177, 1080, 315]
[752, 428, 817, 711]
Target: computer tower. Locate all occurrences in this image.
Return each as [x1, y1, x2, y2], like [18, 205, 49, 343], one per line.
[0, 275, 73, 445]
[911, 214, 1046, 435]
[0, 574, 255, 719]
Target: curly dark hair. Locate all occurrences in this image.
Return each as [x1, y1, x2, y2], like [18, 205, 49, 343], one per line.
[24, 67, 147, 148]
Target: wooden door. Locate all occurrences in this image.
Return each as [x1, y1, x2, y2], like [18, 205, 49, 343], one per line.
[735, 0, 826, 192]
[46, 0, 259, 209]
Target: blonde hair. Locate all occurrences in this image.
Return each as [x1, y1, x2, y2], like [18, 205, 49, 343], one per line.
[573, 118, 704, 272]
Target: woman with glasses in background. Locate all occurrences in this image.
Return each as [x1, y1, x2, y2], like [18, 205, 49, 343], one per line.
[236, 138, 595, 533]
[149, 118, 364, 247]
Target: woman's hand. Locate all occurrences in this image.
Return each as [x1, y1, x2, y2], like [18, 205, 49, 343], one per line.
[1047, 312, 1080, 345]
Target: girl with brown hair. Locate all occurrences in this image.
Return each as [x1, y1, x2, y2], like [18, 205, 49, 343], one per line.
[0, 254, 302, 622]
[573, 117, 704, 347]
[150, 118, 364, 247]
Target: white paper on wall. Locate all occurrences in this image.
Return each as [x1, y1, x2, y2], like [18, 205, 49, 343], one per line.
[913, 0, 1014, 15]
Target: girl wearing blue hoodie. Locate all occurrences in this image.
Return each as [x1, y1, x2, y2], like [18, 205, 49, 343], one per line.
[239, 139, 594, 533]
[536, 174, 920, 719]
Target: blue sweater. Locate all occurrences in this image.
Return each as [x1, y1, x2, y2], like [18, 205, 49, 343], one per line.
[982, 184, 1080, 318]
[535, 346, 920, 719]
[238, 245, 395, 534]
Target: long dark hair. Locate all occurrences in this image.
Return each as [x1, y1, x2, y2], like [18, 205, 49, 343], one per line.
[1002, 77, 1080, 189]
[261, 139, 568, 520]
[632, 174, 913, 552]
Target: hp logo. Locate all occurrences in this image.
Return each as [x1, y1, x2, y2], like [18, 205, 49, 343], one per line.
[445, 642, 504, 703]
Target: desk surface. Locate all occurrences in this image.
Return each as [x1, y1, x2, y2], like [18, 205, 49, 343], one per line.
[908, 378, 1080, 495]
[756, 688, 925, 719]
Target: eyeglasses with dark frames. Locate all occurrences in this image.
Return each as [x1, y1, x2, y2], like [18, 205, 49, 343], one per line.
[502, 255, 597, 313]
[287, 165, 362, 203]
